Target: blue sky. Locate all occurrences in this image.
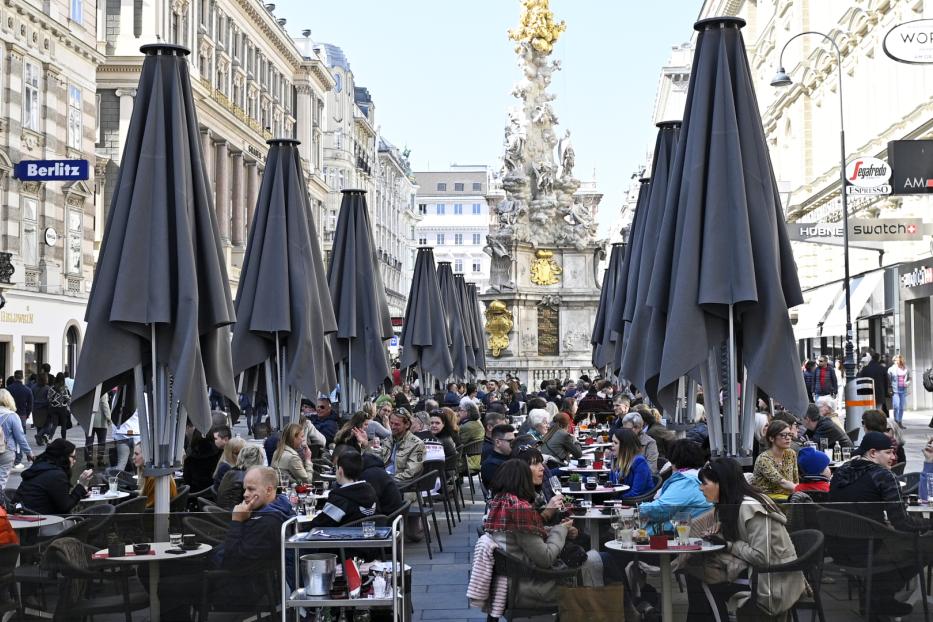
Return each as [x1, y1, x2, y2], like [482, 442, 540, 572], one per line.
[276, 0, 703, 236]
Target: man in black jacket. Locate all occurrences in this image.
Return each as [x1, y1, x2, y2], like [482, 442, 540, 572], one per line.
[828, 432, 925, 616]
[481, 424, 515, 488]
[308, 451, 378, 527]
[858, 351, 891, 415]
[802, 403, 852, 449]
[360, 450, 404, 515]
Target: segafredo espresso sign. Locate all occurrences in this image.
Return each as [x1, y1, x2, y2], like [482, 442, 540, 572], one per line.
[884, 19, 933, 64]
[845, 157, 892, 195]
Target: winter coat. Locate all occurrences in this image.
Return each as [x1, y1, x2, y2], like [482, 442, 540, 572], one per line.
[480, 451, 509, 489]
[726, 498, 806, 616]
[828, 457, 920, 532]
[308, 480, 378, 527]
[90, 392, 112, 430]
[17, 461, 87, 514]
[489, 523, 570, 607]
[373, 431, 425, 483]
[685, 422, 709, 447]
[613, 454, 654, 498]
[638, 430, 659, 474]
[811, 365, 838, 397]
[182, 437, 222, 492]
[273, 444, 313, 484]
[31, 384, 50, 428]
[638, 468, 712, 534]
[805, 416, 852, 449]
[310, 412, 341, 445]
[361, 452, 404, 515]
[459, 420, 485, 470]
[7, 380, 32, 418]
[216, 468, 247, 510]
[857, 360, 890, 405]
[540, 429, 582, 465]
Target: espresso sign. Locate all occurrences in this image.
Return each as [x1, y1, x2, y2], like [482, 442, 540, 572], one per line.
[537, 306, 559, 356]
[884, 19, 933, 64]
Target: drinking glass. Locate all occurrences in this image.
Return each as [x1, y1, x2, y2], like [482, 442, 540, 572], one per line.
[362, 520, 376, 538]
[549, 475, 562, 493]
[169, 533, 182, 548]
[616, 515, 634, 547]
[841, 446, 852, 461]
[819, 438, 829, 452]
[927, 478, 933, 507]
[108, 476, 119, 494]
[673, 512, 691, 546]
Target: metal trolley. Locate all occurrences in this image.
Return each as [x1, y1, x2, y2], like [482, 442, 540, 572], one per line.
[280, 515, 405, 621]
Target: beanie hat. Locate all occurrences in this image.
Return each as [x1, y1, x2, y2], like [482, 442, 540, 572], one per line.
[797, 446, 830, 476]
[857, 431, 893, 454]
[43, 438, 76, 461]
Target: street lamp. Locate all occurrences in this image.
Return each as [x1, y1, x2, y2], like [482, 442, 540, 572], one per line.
[771, 32, 856, 398]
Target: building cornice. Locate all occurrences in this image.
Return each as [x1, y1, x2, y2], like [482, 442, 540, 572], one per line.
[232, 0, 303, 71]
[3, 0, 104, 65]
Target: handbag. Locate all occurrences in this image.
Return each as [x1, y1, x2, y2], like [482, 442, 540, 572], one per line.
[558, 585, 626, 622]
[558, 541, 588, 568]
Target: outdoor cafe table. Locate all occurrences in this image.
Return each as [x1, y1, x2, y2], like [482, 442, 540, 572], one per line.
[93, 542, 212, 620]
[565, 466, 611, 474]
[572, 507, 631, 545]
[79, 490, 130, 505]
[605, 538, 725, 622]
[9, 514, 66, 531]
[560, 485, 628, 496]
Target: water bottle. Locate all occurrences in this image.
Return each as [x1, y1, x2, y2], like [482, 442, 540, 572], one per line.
[833, 442, 841, 463]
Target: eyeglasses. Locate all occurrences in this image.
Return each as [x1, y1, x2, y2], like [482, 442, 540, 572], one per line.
[776, 433, 794, 439]
[315, 405, 327, 410]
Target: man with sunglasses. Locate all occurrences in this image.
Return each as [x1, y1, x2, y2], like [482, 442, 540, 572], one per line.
[310, 398, 340, 445]
[481, 424, 515, 488]
[802, 403, 851, 450]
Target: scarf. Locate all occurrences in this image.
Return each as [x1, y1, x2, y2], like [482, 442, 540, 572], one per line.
[483, 492, 547, 538]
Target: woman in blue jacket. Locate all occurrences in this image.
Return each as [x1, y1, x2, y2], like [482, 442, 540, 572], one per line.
[610, 429, 653, 499]
[638, 439, 712, 533]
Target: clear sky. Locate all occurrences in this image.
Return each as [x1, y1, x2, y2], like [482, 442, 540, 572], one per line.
[275, 0, 703, 237]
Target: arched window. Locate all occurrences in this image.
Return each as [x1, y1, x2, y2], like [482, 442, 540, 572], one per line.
[66, 325, 80, 376]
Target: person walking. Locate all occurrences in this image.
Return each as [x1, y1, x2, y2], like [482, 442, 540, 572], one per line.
[0, 389, 33, 488]
[31, 373, 51, 446]
[887, 354, 910, 429]
[46, 372, 73, 441]
[858, 352, 891, 417]
[810, 356, 837, 403]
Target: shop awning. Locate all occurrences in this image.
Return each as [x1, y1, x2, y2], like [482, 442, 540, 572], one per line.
[793, 282, 843, 341]
[821, 270, 885, 337]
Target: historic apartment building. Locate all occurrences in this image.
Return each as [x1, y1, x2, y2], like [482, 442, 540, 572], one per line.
[413, 166, 493, 293]
[0, 0, 104, 379]
[97, 0, 334, 287]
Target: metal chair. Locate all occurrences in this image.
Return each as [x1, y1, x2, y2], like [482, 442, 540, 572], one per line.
[461, 439, 484, 503]
[398, 470, 444, 560]
[0, 543, 20, 617]
[492, 547, 581, 621]
[749, 529, 826, 622]
[425, 459, 457, 534]
[68, 503, 116, 549]
[182, 515, 228, 546]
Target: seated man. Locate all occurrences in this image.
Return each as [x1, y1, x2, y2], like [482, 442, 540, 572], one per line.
[803, 403, 852, 449]
[307, 451, 378, 527]
[481, 410, 509, 461]
[480, 424, 515, 489]
[366, 409, 425, 485]
[828, 432, 926, 617]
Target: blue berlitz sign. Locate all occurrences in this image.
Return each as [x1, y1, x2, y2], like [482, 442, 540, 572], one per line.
[14, 159, 89, 181]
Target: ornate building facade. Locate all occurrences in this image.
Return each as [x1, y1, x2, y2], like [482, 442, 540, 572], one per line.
[0, 0, 104, 378]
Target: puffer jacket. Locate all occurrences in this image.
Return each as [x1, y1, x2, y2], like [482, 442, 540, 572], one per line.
[828, 457, 920, 531]
[638, 469, 711, 534]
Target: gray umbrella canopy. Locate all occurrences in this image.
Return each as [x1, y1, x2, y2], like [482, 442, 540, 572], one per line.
[231, 139, 337, 405]
[400, 247, 453, 382]
[648, 17, 807, 416]
[326, 189, 393, 393]
[609, 177, 649, 376]
[467, 283, 486, 374]
[436, 262, 469, 380]
[71, 44, 236, 437]
[454, 274, 478, 375]
[619, 122, 681, 397]
[592, 243, 623, 370]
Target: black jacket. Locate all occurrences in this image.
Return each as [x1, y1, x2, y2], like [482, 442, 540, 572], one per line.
[828, 458, 920, 532]
[361, 452, 404, 515]
[308, 480, 378, 528]
[183, 437, 222, 492]
[806, 417, 853, 449]
[481, 451, 509, 488]
[858, 361, 891, 405]
[7, 380, 32, 417]
[17, 461, 86, 514]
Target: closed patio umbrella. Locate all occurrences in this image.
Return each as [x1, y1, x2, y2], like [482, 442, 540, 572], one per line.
[591, 243, 624, 371]
[609, 177, 649, 377]
[467, 283, 486, 374]
[454, 273, 478, 377]
[400, 247, 453, 392]
[436, 262, 469, 381]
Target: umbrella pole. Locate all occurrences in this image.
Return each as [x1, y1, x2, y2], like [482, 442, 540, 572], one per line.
[725, 304, 739, 457]
[702, 349, 724, 455]
[276, 333, 287, 424]
[150, 324, 170, 542]
[685, 377, 697, 424]
[264, 359, 278, 430]
[134, 364, 152, 464]
[675, 377, 686, 426]
[740, 370, 757, 456]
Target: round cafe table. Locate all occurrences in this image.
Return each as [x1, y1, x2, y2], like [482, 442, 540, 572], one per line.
[561, 485, 628, 496]
[606, 538, 725, 622]
[93, 542, 212, 620]
[9, 514, 66, 531]
[79, 490, 130, 505]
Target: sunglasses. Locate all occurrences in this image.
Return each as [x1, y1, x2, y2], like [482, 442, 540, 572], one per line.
[315, 405, 327, 409]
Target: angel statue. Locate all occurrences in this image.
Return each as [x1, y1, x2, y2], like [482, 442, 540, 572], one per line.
[558, 130, 575, 178]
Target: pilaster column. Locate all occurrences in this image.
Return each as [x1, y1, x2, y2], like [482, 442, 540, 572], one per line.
[115, 89, 137, 163]
[245, 159, 258, 234]
[199, 128, 213, 205]
[214, 140, 230, 242]
[230, 150, 244, 247]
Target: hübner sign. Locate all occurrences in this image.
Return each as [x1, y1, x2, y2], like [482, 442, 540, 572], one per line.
[787, 219, 928, 242]
[884, 19, 933, 64]
[845, 157, 892, 195]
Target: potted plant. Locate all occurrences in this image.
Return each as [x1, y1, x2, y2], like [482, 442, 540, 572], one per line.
[568, 473, 582, 491]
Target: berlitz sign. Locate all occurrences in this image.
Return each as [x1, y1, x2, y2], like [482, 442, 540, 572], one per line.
[884, 19, 933, 64]
[13, 159, 89, 181]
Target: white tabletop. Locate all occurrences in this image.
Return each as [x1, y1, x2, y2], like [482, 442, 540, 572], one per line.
[571, 508, 623, 520]
[605, 538, 725, 555]
[561, 485, 628, 495]
[81, 490, 130, 503]
[580, 443, 613, 450]
[908, 504, 933, 513]
[9, 514, 67, 531]
[566, 466, 611, 473]
[93, 542, 212, 562]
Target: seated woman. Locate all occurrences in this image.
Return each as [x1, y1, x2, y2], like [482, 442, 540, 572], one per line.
[540, 413, 583, 466]
[216, 445, 265, 509]
[212, 436, 245, 491]
[609, 429, 654, 499]
[638, 439, 711, 530]
[483, 459, 602, 606]
[272, 422, 314, 484]
[134, 444, 178, 508]
[752, 420, 798, 500]
[334, 412, 370, 449]
[511, 444, 562, 524]
[524, 409, 550, 443]
[17, 439, 94, 514]
[680, 458, 805, 621]
[429, 409, 459, 465]
[457, 403, 485, 472]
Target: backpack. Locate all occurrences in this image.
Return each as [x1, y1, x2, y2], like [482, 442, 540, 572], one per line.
[923, 368, 933, 393]
[0, 412, 8, 454]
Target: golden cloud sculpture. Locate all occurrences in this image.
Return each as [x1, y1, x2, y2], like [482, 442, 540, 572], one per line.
[507, 0, 566, 55]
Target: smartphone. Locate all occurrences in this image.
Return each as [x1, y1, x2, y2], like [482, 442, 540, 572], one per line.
[165, 549, 186, 555]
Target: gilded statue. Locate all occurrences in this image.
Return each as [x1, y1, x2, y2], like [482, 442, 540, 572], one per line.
[507, 0, 566, 54]
[530, 249, 561, 286]
[485, 300, 514, 358]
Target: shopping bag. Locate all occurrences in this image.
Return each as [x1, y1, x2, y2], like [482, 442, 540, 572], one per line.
[557, 584, 625, 622]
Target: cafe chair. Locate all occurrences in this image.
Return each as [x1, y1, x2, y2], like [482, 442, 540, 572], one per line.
[900, 472, 922, 496]
[817, 508, 929, 622]
[398, 470, 444, 560]
[181, 516, 227, 547]
[196, 559, 279, 622]
[461, 439, 485, 503]
[69, 503, 116, 549]
[0, 543, 20, 617]
[619, 474, 663, 506]
[891, 462, 907, 476]
[748, 529, 826, 622]
[491, 547, 581, 621]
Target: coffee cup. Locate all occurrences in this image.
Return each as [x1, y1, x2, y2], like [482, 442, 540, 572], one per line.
[133, 543, 150, 555]
[182, 534, 198, 549]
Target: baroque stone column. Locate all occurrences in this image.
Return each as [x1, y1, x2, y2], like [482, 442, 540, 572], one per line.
[230, 150, 244, 247]
[245, 158, 259, 234]
[199, 128, 214, 206]
[214, 140, 230, 242]
[115, 89, 137, 163]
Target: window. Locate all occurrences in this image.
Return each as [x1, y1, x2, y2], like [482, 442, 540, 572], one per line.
[472, 203, 481, 214]
[23, 342, 45, 378]
[454, 259, 463, 273]
[23, 61, 39, 131]
[454, 182, 464, 192]
[454, 234, 463, 245]
[436, 233, 445, 245]
[418, 237, 427, 246]
[67, 86, 82, 149]
[472, 233, 481, 245]
[65, 326, 79, 375]
[436, 204, 445, 215]
[473, 182, 482, 191]
[472, 260, 481, 273]
[71, 0, 83, 22]
[418, 203, 427, 215]
[66, 209, 82, 274]
[454, 204, 463, 215]
[21, 198, 38, 266]
[436, 182, 447, 191]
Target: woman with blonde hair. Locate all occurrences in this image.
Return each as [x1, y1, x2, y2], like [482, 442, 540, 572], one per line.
[135, 444, 176, 508]
[216, 444, 266, 509]
[273, 422, 313, 484]
[0, 388, 33, 489]
[888, 353, 911, 429]
[212, 436, 245, 489]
